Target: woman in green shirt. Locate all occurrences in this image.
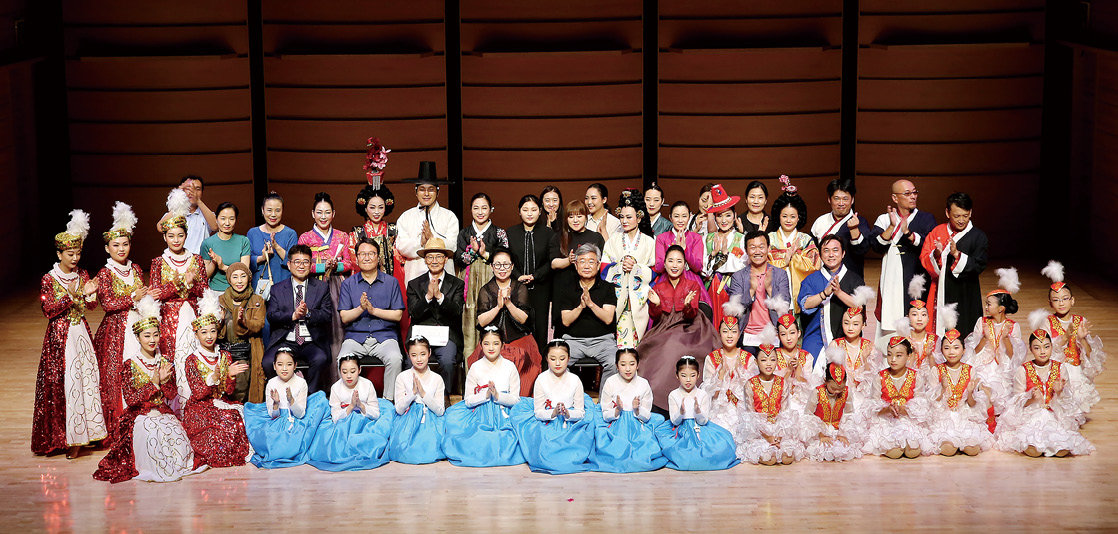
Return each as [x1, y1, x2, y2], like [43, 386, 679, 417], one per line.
[200, 202, 251, 291]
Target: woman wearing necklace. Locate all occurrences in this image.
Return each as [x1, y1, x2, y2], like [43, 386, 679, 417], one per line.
[299, 192, 352, 370]
[34, 209, 106, 459]
[456, 192, 508, 356]
[150, 189, 208, 412]
[701, 184, 748, 327]
[505, 194, 555, 353]
[471, 248, 542, 395]
[766, 175, 820, 316]
[93, 202, 145, 445]
[602, 189, 656, 348]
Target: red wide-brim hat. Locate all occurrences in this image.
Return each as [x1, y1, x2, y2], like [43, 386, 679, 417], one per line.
[707, 183, 740, 213]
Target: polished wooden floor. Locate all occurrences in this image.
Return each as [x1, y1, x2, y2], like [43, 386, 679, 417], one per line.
[4, 260, 1117, 532]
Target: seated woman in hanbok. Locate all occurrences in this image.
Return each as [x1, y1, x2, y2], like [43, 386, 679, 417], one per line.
[94, 296, 207, 482]
[800, 355, 863, 462]
[929, 327, 994, 457]
[181, 292, 251, 468]
[512, 340, 599, 474]
[737, 343, 805, 465]
[389, 337, 447, 464]
[244, 347, 330, 468]
[306, 354, 394, 471]
[591, 348, 667, 473]
[443, 327, 524, 467]
[655, 356, 739, 471]
[995, 313, 1094, 457]
[860, 338, 935, 459]
[1040, 261, 1104, 414]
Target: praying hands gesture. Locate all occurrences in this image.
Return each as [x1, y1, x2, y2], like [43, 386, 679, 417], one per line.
[413, 374, 426, 398]
[292, 300, 308, 321]
[421, 221, 433, 245]
[427, 276, 441, 301]
[208, 249, 225, 271]
[360, 292, 376, 315]
[348, 389, 360, 415]
[621, 255, 636, 273]
[487, 381, 499, 401]
[132, 284, 148, 302]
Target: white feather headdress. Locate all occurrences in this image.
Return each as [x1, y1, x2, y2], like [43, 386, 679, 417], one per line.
[995, 267, 1020, 294]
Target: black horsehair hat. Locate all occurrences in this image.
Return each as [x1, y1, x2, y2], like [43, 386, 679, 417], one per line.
[402, 161, 453, 186]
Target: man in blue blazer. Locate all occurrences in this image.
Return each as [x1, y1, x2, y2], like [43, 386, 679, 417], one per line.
[727, 231, 791, 354]
[264, 244, 334, 393]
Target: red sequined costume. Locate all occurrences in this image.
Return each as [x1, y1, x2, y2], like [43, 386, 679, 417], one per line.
[149, 254, 205, 357]
[182, 349, 250, 467]
[32, 269, 108, 454]
[92, 262, 144, 445]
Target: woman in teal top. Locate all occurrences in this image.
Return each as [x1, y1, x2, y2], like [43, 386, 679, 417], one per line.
[200, 202, 251, 291]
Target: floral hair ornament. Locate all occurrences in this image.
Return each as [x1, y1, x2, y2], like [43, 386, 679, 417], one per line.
[778, 174, 797, 194]
[908, 274, 927, 309]
[55, 209, 90, 251]
[103, 201, 138, 242]
[1041, 260, 1065, 292]
[160, 188, 191, 233]
[131, 295, 161, 335]
[614, 188, 646, 219]
[190, 290, 223, 331]
[363, 137, 391, 188]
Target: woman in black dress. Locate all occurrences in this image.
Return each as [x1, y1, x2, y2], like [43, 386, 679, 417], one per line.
[505, 194, 555, 353]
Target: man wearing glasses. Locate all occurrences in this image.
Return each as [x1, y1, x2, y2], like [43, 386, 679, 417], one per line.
[264, 244, 335, 394]
[556, 244, 619, 380]
[339, 238, 406, 400]
[870, 179, 938, 339]
[406, 237, 465, 398]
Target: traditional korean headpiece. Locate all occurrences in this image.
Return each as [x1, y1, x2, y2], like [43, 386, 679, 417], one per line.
[1028, 308, 1052, 340]
[908, 274, 927, 309]
[363, 137, 391, 188]
[1042, 260, 1065, 292]
[131, 295, 161, 335]
[614, 188, 647, 220]
[190, 290, 222, 330]
[845, 286, 876, 319]
[778, 174, 797, 194]
[721, 294, 745, 328]
[986, 267, 1020, 299]
[159, 188, 190, 233]
[54, 209, 90, 251]
[103, 201, 138, 242]
[828, 362, 846, 383]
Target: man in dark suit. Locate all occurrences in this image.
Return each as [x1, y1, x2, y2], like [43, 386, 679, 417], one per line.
[727, 231, 792, 354]
[406, 237, 465, 395]
[264, 244, 334, 393]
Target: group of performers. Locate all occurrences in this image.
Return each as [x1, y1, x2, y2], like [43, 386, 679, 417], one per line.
[34, 139, 1104, 482]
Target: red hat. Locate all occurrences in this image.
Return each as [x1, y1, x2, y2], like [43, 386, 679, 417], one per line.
[707, 183, 740, 214]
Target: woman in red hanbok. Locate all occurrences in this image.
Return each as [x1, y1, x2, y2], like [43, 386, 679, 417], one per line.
[33, 210, 107, 458]
[92, 201, 145, 445]
[150, 189, 206, 411]
[182, 292, 251, 467]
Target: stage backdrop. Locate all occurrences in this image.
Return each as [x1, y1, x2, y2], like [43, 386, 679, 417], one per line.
[50, 0, 1047, 265]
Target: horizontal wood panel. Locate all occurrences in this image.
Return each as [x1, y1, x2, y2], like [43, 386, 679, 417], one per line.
[858, 77, 1044, 109]
[660, 48, 841, 81]
[66, 57, 250, 89]
[859, 12, 1045, 45]
[463, 147, 641, 179]
[265, 87, 446, 118]
[67, 89, 250, 122]
[659, 19, 842, 49]
[659, 80, 840, 114]
[659, 113, 840, 145]
[857, 109, 1043, 142]
[70, 153, 253, 185]
[859, 0, 1045, 11]
[857, 140, 1042, 175]
[267, 150, 448, 183]
[463, 116, 642, 148]
[63, 0, 247, 24]
[859, 43, 1044, 78]
[263, 0, 445, 21]
[462, 84, 642, 116]
[658, 145, 840, 178]
[462, 22, 642, 52]
[70, 121, 251, 153]
[461, 51, 642, 84]
[263, 54, 445, 86]
[262, 24, 445, 54]
[266, 118, 447, 151]
[660, 0, 842, 18]
[464, 178, 642, 228]
[461, 0, 640, 19]
[64, 26, 250, 56]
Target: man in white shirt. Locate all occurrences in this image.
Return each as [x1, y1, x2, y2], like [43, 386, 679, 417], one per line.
[155, 175, 217, 255]
[809, 178, 871, 278]
[395, 161, 459, 283]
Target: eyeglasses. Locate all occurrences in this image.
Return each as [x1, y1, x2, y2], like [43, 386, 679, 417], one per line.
[898, 189, 919, 197]
[289, 260, 311, 266]
[576, 259, 599, 265]
[1050, 297, 1072, 304]
[357, 252, 378, 259]
[492, 262, 513, 269]
[424, 254, 446, 261]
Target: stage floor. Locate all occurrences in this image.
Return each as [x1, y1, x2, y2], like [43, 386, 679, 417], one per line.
[4, 261, 1116, 532]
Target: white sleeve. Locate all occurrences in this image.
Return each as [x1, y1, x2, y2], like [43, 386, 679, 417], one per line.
[951, 252, 968, 277]
[533, 377, 554, 421]
[439, 210, 460, 252]
[395, 211, 421, 260]
[668, 391, 683, 425]
[495, 362, 521, 407]
[695, 391, 710, 425]
[265, 381, 280, 418]
[290, 379, 308, 418]
[422, 375, 446, 416]
[1012, 367, 1027, 395]
[329, 384, 346, 422]
[636, 381, 653, 422]
[568, 378, 586, 421]
[463, 365, 487, 407]
[600, 376, 619, 422]
[394, 372, 415, 415]
[360, 380, 379, 420]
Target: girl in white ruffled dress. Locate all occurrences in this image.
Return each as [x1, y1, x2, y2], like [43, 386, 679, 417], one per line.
[1040, 261, 1104, 415]
[861, 337, 934, 459]
[995, 324, 1094, 457]
[928, 327, 995, 456]
[736, 344, 805, 465]
[701, 314, 748, 444]
[964, 268, 1028, 432]
[800, 354, 863, 462]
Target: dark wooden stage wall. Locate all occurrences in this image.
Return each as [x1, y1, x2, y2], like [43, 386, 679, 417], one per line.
[10, 1, 1117, 272]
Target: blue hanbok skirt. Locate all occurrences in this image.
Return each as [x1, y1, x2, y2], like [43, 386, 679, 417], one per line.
[443, 399, 526, 467]
[511, 394, 599, 475]
[306, 399, 395, 471]
[590, 409, 668, 473]
[654, 417, 740, 471]
[388, 401, 446, 464]
[244, 392, 330, 469]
